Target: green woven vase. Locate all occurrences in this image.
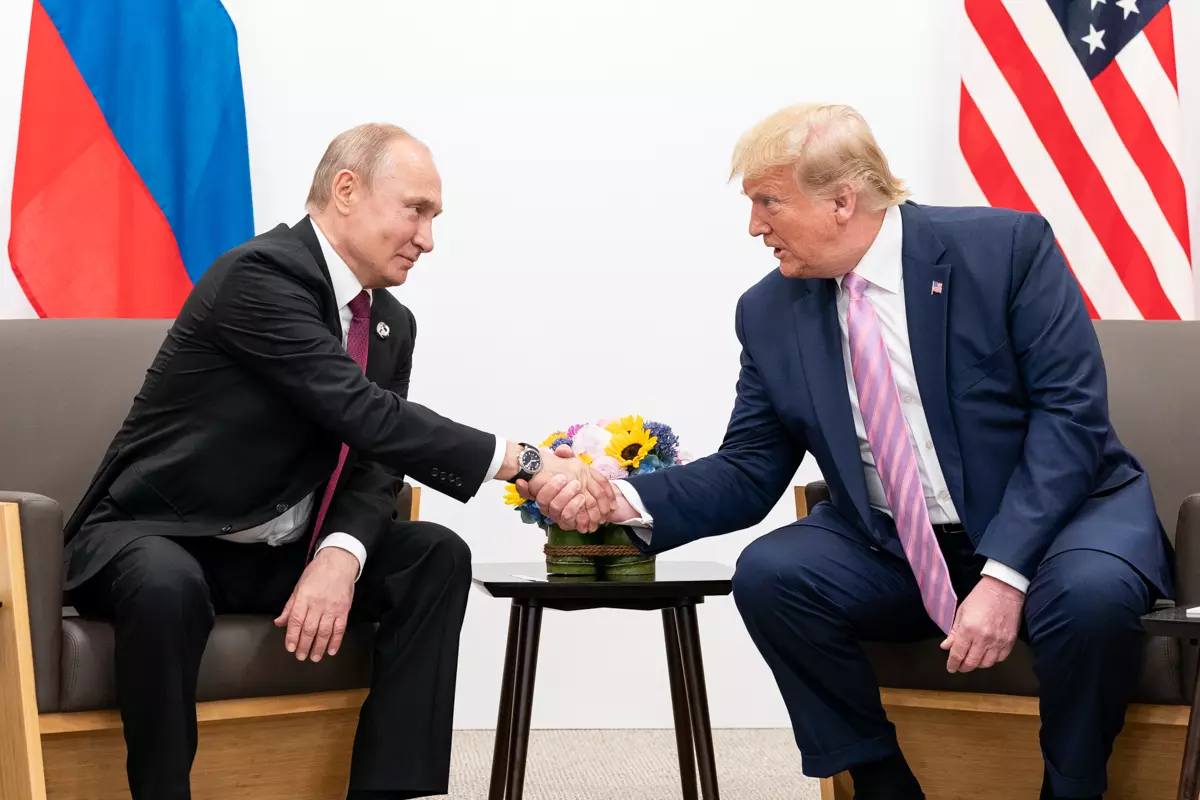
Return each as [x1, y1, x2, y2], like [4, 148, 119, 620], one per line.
[599, 524, 655, 579]
[544, 524, 598, 576]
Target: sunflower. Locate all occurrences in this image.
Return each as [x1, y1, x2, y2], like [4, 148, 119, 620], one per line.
[503, 484, 527, 507]
[606, 426, 658, 469]
[605, 415, 647, 436]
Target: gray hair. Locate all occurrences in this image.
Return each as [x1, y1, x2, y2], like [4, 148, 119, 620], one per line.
[305, 123, 418, 212]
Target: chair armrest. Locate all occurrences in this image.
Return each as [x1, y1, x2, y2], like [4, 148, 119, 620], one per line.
[1172, 493, 1200, 606]
[0, 491, 64, 712]
[804, 481, 831, 519]
[393, 482, 419, 522]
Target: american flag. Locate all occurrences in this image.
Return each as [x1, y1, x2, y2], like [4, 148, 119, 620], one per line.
[960, 0, 1190, 320]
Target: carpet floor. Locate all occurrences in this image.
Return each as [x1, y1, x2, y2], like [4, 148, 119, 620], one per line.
[441, 728, 820, 799]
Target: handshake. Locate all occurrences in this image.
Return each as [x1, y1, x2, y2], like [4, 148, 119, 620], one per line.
[508, 444, 637, 533]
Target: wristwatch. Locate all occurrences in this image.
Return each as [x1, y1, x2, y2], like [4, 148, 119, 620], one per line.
[510, 443, 543, 483]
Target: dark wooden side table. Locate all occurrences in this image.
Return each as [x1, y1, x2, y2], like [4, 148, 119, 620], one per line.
[1142, 606, 1200, 800]
[472, 560, 734, 800]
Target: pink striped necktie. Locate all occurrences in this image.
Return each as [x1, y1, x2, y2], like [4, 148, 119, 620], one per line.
[306, 289, 372, 560]
[842, 272, 957, 634]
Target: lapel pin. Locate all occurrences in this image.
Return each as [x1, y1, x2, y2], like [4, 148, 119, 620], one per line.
[376, 321, 390, 339]
[931, 281, 943, 295]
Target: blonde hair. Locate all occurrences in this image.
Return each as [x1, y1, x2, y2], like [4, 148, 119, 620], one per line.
[305, 123, 418, 212]
[730, 104, 910, 211]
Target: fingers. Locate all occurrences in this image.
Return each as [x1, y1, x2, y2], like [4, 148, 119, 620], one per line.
[939, 633, 953, 651]
[274, 591, 296, 628]
[957, 638, 988, 673]
[294, 607, 321, 661]
[310, 612, 336, 663]
[554, 482, 587, 521]
[327, 615, 349, 657]
[535, 474, 568, 509]
[945, 630, 972, 673]
[285, 597, 308, 654]
[515, 478, 533, 501]
[995, 641, 1015, 664]
[553, 444, 575, 458]
[978, 648, 999, 670]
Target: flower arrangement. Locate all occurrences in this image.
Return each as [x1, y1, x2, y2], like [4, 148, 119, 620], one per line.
[501, 415, 689, 578]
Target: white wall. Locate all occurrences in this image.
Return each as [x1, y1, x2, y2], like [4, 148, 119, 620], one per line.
[2, 0, 1200, 730]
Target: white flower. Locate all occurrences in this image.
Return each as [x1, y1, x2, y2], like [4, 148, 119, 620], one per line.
[571, 424, 612, 459]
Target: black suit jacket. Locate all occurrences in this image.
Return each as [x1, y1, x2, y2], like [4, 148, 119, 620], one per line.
[63, 217, 495, 590]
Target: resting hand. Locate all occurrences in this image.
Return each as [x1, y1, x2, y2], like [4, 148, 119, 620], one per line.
[518, 445, 616, 532]
[940, 576, 1024, 673]
[274, 546, 357, 662]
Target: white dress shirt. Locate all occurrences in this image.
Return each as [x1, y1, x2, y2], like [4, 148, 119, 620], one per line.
[218, 219, 508, 579]
[615, 205, 1030, 594]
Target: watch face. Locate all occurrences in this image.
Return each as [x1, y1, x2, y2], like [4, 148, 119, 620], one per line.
[519, 447, 542, 474]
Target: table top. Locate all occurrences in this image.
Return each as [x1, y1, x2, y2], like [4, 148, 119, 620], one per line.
[471, 561, 734, 601]
[1142, 605, 1200, 637]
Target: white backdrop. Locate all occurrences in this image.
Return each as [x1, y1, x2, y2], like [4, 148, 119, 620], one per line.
[2, 0, 1200, 730]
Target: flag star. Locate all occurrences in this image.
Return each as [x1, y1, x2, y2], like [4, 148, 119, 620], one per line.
[1091, 0, 1106, 9]
[1082, 23, 1106, 54]
[1116, 0, 1139, 18]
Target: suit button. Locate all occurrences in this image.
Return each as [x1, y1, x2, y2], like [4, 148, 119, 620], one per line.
[447, 473, 455, 481]
[431, 468, 438, 477]
[220, 525, 232, 534]
[276, 503, 288, 513]
[456, 478, 463, 486]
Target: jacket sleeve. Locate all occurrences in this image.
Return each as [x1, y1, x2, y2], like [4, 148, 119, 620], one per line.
[975, 214, 1112, 577]
[320, 308, 418, 555]
[208, 253, 495, 502]
[626, 296, 806, 554]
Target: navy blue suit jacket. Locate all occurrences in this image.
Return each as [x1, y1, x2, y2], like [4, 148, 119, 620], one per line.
[628, 202, 1172, 597]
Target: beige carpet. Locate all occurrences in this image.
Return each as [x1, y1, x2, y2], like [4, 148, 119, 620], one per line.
[442, 728, 821, 799]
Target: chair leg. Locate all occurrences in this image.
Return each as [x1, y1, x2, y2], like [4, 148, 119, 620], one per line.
[677, 602, 720, 800]
[663, 607, 699, 800]
[505, 604, 544, 800]
[488, 603, 523, 800]
[1178, 655, 1200, 800]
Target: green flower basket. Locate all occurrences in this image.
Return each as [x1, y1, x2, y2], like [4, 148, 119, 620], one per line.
[543, 523, 655, 579]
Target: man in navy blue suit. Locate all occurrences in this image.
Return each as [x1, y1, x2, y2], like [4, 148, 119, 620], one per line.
[525, 104, 1172, 799]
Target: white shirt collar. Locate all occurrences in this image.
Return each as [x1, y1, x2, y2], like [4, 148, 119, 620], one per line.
[310, 218, 372, 310]
[835, 203, 904, 295]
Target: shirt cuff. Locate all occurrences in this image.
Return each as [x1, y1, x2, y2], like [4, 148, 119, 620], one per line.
[315, 532, 366, 582]
[613, 480, 653, 544]
[981, 558, 1030, 594]
[487, 435, 507, 482]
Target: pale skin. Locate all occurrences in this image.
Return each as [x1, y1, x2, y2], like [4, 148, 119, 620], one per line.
[533, 163, 1025, 674]
[275, 139, 615, 661]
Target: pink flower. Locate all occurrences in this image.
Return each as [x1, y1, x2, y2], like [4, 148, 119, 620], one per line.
[590, 455, 628, 480]
[571, 424, 612, 459]
[595, 417, 617, 428]
[676, 450, 695, 465]
[566, 423, 586, 438]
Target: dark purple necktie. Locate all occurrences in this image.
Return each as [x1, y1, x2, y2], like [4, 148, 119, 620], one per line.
[307, 289, 371, 560]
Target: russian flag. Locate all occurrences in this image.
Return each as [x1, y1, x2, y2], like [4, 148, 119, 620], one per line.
[8, 0, 252, 318]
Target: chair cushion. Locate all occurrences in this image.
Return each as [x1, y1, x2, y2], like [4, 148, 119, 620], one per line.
[59, 614, 375, 712]
[863, 634, 1182, 705]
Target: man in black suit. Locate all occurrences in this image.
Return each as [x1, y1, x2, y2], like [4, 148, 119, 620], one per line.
[64, 123, 613, 800]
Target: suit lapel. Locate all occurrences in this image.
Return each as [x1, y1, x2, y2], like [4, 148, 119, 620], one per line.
[792, 279, 873, 530]
[292, 216, 343, 339]
[900, 203, 966, 516]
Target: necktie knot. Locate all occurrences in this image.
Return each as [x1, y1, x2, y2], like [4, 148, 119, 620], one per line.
[842, 271, 868, 299]
[349, 290, 371, 321]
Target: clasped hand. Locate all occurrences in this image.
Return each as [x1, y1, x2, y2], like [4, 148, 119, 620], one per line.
[516, 445, 622, 532]
[940, 575, 1024, 673]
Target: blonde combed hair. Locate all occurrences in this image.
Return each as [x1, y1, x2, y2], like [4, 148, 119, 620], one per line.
[730, 104, 910, 211]
[305, 123, 418, 212]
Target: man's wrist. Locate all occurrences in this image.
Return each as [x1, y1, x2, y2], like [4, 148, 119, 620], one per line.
[495, 440, 523, 482]
[314, 544, 360, 577]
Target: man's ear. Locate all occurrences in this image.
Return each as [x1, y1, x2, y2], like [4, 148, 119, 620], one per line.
[331, 169, 358, 215]
[831, 185, 857, 225]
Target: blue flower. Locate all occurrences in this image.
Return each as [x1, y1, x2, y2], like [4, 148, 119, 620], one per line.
[518, 501, 547, 526]
[645, 421, 679, 462]
[550, 436, 573, 451]
[631, 454, 670, 476]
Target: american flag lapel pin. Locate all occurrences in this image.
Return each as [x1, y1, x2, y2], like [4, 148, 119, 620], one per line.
[931, 281, 943, 295]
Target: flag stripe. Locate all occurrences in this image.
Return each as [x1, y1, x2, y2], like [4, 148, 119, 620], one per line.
[1116, 33, 1184, 171]
[1092, 60, 1190, 258]
[959, 83, 1100, 319]
[967, 0, 1178, 320]
[997, 0, 1191, 317]
[961, 24, 1139, 319]
[1142, 2, 1178, 93]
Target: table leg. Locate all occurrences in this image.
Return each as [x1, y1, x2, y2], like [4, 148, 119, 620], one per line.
[677, 602, 720, 800]
[1179, 655, 1200, 800]
[488, 603, 523, 800]
[663, 608, 699, 800]
[505, 604, 544, 800]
